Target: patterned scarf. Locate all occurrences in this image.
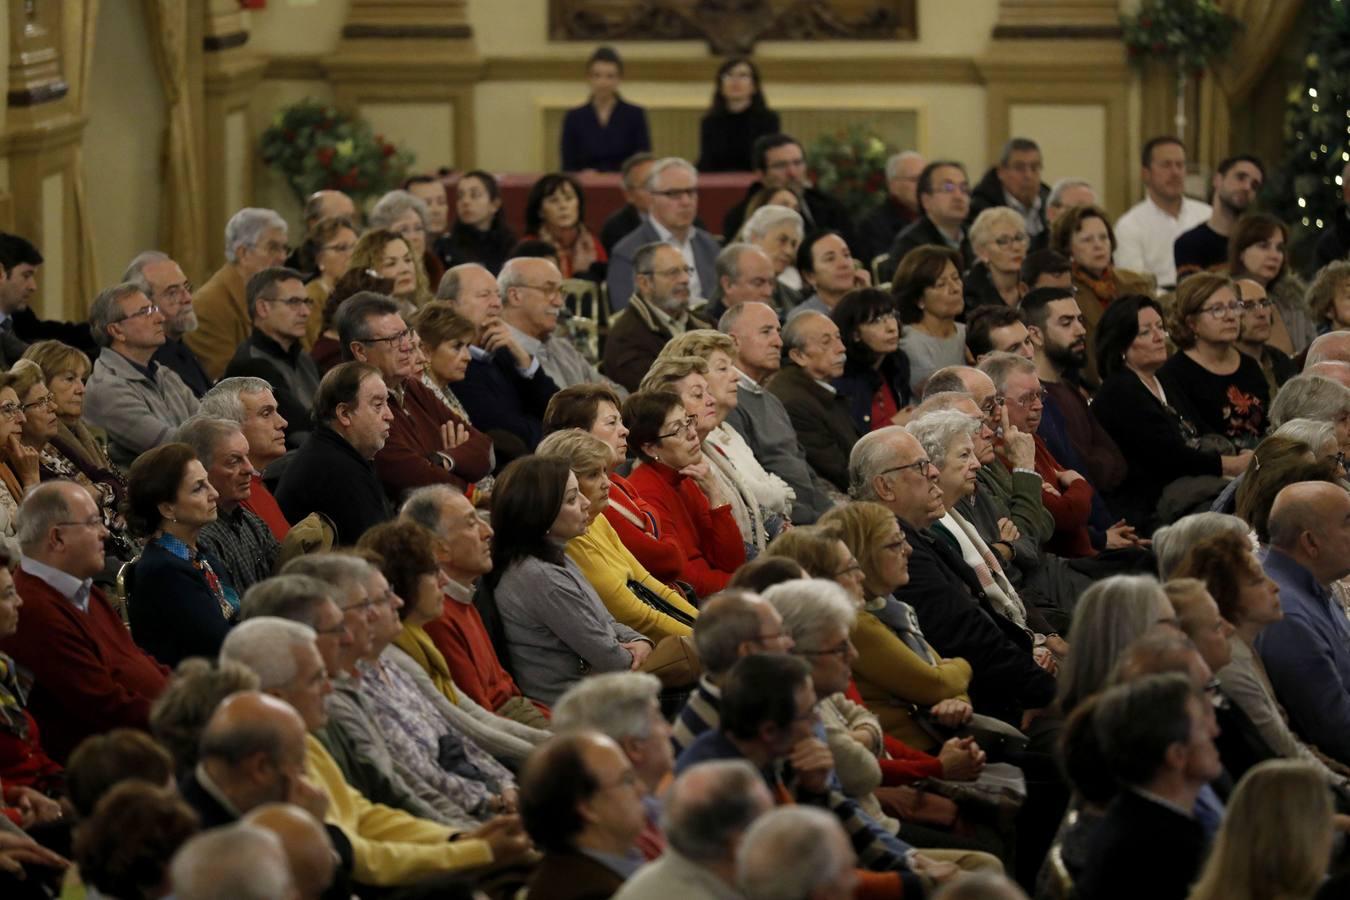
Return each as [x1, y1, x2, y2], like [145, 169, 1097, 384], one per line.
[0, 652, 28, 737]
[157, 533, 238, 620]
[934, 511, 1028, 630]
[1072, 261, 1120, 306]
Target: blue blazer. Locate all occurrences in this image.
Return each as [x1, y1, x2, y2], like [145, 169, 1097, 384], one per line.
[452, 349, 559, 463]
[129, 541, 237, 668]
[607, 221, 720, 312]
[560, 96, 650, 173]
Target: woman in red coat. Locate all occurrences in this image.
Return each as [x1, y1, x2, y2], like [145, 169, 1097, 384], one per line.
[621, 390, 746, 599]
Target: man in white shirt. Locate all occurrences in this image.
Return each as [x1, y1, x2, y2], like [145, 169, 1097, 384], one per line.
[1113, 136, 1211, 290]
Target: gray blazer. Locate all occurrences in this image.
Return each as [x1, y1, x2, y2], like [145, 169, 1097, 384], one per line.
[493, 551, 646, 705]
[607, 221, 720, 312]
[85, 348, 200, 468]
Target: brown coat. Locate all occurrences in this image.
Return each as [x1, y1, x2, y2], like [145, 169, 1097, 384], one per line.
[185, 263, 248, 381]
[526, 851, 626, 900]
[1072, 266, 1155, 383]
[602, 294, 712, 394]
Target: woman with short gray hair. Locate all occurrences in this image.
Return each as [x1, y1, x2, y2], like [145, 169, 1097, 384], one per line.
[965, 207, 1028, 310]
[741, 204, 807, 302]
[370, 189, 442, 284]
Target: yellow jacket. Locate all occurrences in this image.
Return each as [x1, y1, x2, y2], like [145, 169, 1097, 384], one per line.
[393, 623, 459, 705]
[185, 262, 248, 381]
[850, 608, 973, 751]
[305, 734, 493, 885]
[565, 515, 698, 641]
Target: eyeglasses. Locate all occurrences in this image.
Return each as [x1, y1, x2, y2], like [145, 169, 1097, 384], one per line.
[54, 515, 103, 529]
[1334, 451, 1347, 470]
[322, 241, 356, 254]
[934, 181, 972, 196]
[313, 621, 349, 636]
[656, 415, 698, 441]
[258, 241, 292, 256]
[21, 394, 55, 412]
[880, 458, 934, 480]
[833, 560, 862, 578]
[266, 296, 315, 310]
[978, 396, 1005, 417]
[362, 328, 412, 347]
[1008, 388, 1047, 407]
[1197, 302, 1243, 319]
[652, 188, 698, 200]
[116, 303, 160, 323]
[1239, 299, 1274, 312]
[992, 233, 1030, 248]
[516, 283, 564, 299]
[881, 538, 910, 554]
[639, 265, 696, 279]
[795, 641, 853, 659]
[1202, 677, 1222, 699]
[863, 311, 898, 325]
[0, 403, 21, 420]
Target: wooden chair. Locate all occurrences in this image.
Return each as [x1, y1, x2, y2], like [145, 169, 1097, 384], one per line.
[871, 252, 893, 285]
[113, 556, 139, 627]
[560, 278, 602, 364]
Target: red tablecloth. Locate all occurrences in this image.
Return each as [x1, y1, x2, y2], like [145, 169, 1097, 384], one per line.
[451, 172, 757, 241]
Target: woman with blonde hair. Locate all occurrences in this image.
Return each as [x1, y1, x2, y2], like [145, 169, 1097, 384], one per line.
[964, 207, 1028, 311]
[300, 215, 359, 348]
[370, 188, 443, 286]
[1188, 760, 1333, 900]
[348, 227, 431, 315]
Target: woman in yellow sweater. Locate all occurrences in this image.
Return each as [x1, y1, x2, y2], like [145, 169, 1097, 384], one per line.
[537, 428, 698, 641]
[820, 502, 975, 751]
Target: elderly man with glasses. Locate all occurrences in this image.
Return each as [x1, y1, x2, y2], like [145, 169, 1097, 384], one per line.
[84, 282, 200, 468]
[605, 241, 714, 393]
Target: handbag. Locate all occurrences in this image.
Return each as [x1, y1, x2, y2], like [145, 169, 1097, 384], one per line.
[638, 634, 701, 688]
[627, 578, 696, 628]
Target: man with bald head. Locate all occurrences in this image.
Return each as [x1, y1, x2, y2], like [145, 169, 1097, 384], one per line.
[849, 427, 1056, 726]
[1234, 279, 1297, 395]
[767, 310, 857, 492]
[614, 760, 774, 900]
[1257, 481, 1350, 765]
[1307, 359, 1350, 388]
[1306, 330, 1350, 367]
[243, 803, 341, 900]
[707, 243, 776, 322]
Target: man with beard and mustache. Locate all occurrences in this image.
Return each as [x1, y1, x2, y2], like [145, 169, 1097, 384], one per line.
[1174, 155, 1265, 282]
[1234, 278, 1297, 397]
[1024, 287, 1127, 504]
[124, 251, 213, 397]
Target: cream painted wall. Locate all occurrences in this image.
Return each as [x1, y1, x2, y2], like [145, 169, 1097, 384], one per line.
[40, 175, 63, 312]
[245, 0, 348, 56]
[85, 0, 165, 288]
[248, 79, 337, 229]
[1009, 103, 1107, 199]
[361, 102, 455, 174]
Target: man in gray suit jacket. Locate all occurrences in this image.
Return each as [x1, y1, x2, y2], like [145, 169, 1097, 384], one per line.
[608, 157, 720, 311]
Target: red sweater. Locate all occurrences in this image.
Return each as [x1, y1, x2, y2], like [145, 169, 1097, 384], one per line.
[602, 473, 685, 586]
[423, 590, 534, 714]
[843, 682, 943, 784]
[999, 435, 1096, 559]
[624, 461, 746, 599]
[242, 473, 290, 540]
[0, 568, 169, 762]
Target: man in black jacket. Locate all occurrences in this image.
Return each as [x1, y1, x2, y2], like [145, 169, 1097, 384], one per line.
[721, 133, 855, 248]
[887, 161, 975, 272]
[765, 311, 857, 492]
[966, 138, 1050, 244]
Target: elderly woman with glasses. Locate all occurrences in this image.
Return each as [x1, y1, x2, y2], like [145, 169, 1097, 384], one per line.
[1091, 295, 1252, 534]
[536, 428, 697, 641]
[621, 389, 746, 598]
[741, 204, 806, 310]
[1160, 273, 1270, 451]
[964, 208, 1028, 312]
[0, 370, 35, 537]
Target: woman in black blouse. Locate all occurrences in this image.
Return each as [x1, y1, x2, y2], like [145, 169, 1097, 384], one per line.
[444, 170, 517, 275]
[1091, 294, 1252, 533]
[560, 47, 651, 173]
[830, 288, 913, 433]
[697, 57, 780, 173]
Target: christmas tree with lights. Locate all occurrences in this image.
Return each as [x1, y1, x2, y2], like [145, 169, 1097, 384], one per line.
[1271, 0, 1350, 242]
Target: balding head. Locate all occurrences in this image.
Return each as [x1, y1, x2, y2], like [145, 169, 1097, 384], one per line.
[198, 691, 310, 815]
[242, 804, 337, 900]
[692, 590, 792, 676]
[1268, 481, 1350, 584]
[1307, 360, 1350, 389]
[848, 427, 944, 526]
[1308, 331, 1350, 367]
[664, 760, 773, 864]
[170, 823, 295, 900]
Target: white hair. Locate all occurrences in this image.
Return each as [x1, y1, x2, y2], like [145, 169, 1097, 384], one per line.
[737, 806, 851, 900]
[219, 618, 317, 691]
[906, 410, 981, 469]
[1273, 417, 1338, 455]
[368, 189, 429, 232]
[1048, 177, 1095, 209]
[762, 579, 856, 650]
[968, 206, 1025, 252]
[645, 156, 697, 191]
[199, 377, 275, 423]
[1153, 512, 1251, 579]
[848, 426, 908, 501]
[977, 351, 1037, 395]
[1270, 374, 1350, 427]
[1306, 331, 1350, 366]
[742, 205, 804, 242]
[121, 250, 173, 295]
[885, 150, 923, 182]
[224, 208, 287, 263]
[170, 823, 294, 900]
[552, 672, 662, 741]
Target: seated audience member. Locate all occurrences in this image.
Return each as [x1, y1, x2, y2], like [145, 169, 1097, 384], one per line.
[274, 362, 394, 544]
[311, 268, 397, 374]
[706, 242, 776, 323]
[1269, 371, 1350, 444]
[741, 204, 807, 313]
[696, 56, 779, 173]
[1112, 136, 1210, 290]
[1050, 203, 1154, 380]
[74, 781, 200, 900]
[1159, 273, 1270, 450]
[887, 160, 975, 272]
[352, 228, 430, 317]
[1255, 482, 1350, 765]
[368, 192, 437, 303]
[1091, 296, 1250, 532]
[520, 730, 648, 900]
[965, 305, 1034, 362]
[199, 377, 292, 539]
[220, 617, 529, 886]
[1307, 331, 1350, 372]
[641, 355, 770, 554]
[848, 427, 1056, 725]
[1233, 443, 1332, 542]
[0, 482, 168, 761]
[1234, 277, 1298, 401]
[608, 158, 719, 311]
[523, 173, 606, 281]
[176, 418, 279, 595]
[1023, 287, 1127, 493]
[605, 242, 715, 393]
[1228, 213, 1314, 357]
[1188, 760, 1334, 900]
[1019, 248, 1074, 292]
[65, 728, 175, 825]
[855, 150, 924, 267]
[964, 207, 1029, 312]
[1173, 154, 1264, 281]
[149, 658, 261, 776]
[338, 291, 493, 496]
[298, 216, 359, 346]
[736, 806, 859, 900]
[188, 207, 289, 380]
[561, 46, 650, 173]
[0, 232, 95, 357]
[243, 802, 343, 900]
[894, 245, 968, 396]
[621, 390, 746, 596]
[20, 339, 120, 487]
[1308, 259, 1350, 339]
[1074, 674, 1220, 900]
[553, 672, 673, 860]
[721, 302, 836, 522]
[126, 442, 238, 667]
[223, 267, 321, 446]
[410, 301, 480, 426]
[820, 502, 976, 750]
[501, 255, 622, 393]
[169, 823, 294, 900]
[613, 759, 774, 900]
[487, 456, 653, 704]
[122, 250, 212, 397]
[601, 153, 655, 255]
[84, 282, 200, 468]
[830, 288, 912, 433]
[543, 385, 686, 585]
[726, 134, 854, 244]
[791, 230, 869, 318]
[968, 138, 1048, 236]
[447, 170, 517, 275]
[295, 190, 357, 260]
[537, 429, 698, 641]
[767, 311, 857, 492]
